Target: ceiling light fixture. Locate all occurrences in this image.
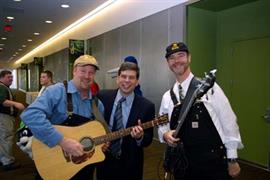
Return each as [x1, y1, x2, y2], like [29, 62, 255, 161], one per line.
[61, 4, 70, 8]
[34, 32, 40, 35]
[18, 48, 22, 51]
[6, 16, 15, 20]
[0, 44, 4, 46]
[27, 39, 32, 42]
[1, 37, 7, 40]
[22, 45, 26, 47]
[15, 0, 118, 65]
[13, 0, 22, 2]
[45, 20, 53, 24]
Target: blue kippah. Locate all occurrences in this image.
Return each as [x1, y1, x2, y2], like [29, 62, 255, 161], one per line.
[124, 56, 138, 65]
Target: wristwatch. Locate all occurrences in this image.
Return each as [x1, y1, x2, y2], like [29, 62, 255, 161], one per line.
[227, 158, 238, 163]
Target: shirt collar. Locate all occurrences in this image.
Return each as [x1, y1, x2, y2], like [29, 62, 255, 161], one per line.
[175, 72, 194, 96]
[68, 80, 92, 100]
[115, 89, 134, 106]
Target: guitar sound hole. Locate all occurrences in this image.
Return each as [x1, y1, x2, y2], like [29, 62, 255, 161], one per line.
[80, 137, 94, 152]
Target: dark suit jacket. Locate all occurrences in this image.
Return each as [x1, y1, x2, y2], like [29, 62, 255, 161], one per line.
[96, 89, 155, 180]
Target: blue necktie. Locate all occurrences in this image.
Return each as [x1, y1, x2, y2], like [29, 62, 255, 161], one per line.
[110, 97, 126, 156]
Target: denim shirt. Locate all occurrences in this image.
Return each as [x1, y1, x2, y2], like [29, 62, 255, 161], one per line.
[20, 80, 104, 147]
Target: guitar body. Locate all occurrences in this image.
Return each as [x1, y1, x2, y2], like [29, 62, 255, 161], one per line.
[32, 120, 106, 180]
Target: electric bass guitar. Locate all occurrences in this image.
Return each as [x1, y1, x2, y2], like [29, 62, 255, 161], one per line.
[32, 114, 168, 180]
[163, 69, 217, 176]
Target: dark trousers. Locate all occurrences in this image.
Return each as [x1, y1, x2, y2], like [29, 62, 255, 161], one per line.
[71, 164, 95, 180]
[96, 153, 142, 180]
[174, 147, 232, 180]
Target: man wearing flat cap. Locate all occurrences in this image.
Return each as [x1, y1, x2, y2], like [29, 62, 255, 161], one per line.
[158, 42, 243, 179]
[21, 55, 105, 179]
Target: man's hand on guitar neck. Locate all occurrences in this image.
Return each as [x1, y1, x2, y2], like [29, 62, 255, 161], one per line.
[131, 120, 144, 140]
[163, 130, 180, 147]
[59, 137, 84, 157]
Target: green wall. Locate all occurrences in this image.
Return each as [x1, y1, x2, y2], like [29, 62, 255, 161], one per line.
[187, 7, 217, 77]
[216, 0, 270, 97]
[188, 0, 270, 167]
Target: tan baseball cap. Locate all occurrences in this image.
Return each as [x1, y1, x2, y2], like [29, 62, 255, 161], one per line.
[73, 55, 99, 70]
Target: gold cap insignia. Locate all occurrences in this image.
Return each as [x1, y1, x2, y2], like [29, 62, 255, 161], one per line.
[171, 43, 179, 50]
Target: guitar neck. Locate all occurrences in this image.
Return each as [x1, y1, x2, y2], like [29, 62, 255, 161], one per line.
[93, 115, 168, 145]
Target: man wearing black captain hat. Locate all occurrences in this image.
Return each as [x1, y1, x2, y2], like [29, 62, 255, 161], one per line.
[158, 42, 243, 179]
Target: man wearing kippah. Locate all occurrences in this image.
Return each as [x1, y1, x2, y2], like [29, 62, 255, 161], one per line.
[158, 42, 243, 179]
[21, 55, 105, 179]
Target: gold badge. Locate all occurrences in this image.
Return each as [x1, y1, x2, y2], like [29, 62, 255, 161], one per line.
[171, 43, 179, 50]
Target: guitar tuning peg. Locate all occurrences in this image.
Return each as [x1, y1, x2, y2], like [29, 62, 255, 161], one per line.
[209, 69, 217, 76]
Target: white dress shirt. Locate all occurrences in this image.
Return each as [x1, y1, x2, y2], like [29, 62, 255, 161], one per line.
[158, 72, 243, 158]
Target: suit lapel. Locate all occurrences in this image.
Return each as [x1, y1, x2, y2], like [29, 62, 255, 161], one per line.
[105, 90, 118, 124]
[126, 95, 140, 128]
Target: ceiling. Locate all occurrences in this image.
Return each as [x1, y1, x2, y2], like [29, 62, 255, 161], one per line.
[191, 0, 259, 11]
[0, 0, 106, 64]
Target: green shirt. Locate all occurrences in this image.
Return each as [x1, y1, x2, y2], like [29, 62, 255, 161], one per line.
[0, 82, 15, 116]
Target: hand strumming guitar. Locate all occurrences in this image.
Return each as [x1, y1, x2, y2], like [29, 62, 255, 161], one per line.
[163, 130, 180, 147]
[58, 137, 84, 157]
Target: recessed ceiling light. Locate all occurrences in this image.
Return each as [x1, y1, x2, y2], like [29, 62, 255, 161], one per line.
[0, 47, 3, 50]
[22, 45, 26, 47]
[0, 44, 4, 46]
[18, 48, 22, 51]
[27, 39, 33, 42]
[1, 37, 7, 40]
[34, 32, 40, 36]
[13, 54, 17, 57]
[61, 4, 70, 8]
[15, 52, 19, 54]
[6, 16, 15, 20]
[13, 0, 22, 2]
[45, 20, 53, 24]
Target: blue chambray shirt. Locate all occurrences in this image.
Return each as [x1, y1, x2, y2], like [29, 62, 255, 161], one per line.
[20, 80, 104, 147]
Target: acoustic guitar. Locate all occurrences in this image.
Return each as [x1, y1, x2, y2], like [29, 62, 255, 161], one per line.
[32, 114, 168, 179]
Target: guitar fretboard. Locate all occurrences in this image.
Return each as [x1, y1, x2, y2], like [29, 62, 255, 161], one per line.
[93, 114, 168, 145]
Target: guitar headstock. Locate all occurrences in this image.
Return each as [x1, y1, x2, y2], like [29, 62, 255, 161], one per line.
[154, 114, 169, 125]
[196, 69, 217, 98]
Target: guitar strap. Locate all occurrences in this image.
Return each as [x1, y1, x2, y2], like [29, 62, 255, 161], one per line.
[63, 81, 110, 132]
[169, 77, 201, 131]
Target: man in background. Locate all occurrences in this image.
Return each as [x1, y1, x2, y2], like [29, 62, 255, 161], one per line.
[0, 70, 25, 171]
[38, 70, 54, 96]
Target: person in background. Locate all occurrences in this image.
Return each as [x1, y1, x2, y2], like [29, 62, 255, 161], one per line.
[0, 70, 25, 171]
[17, 70, 54, 146]
[158, 42, 243, 179]
[124, 56, 143, 96]
[21, 55, 105, 179]
[38, 70, 54, 96]
[96, 62, 155, 180]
